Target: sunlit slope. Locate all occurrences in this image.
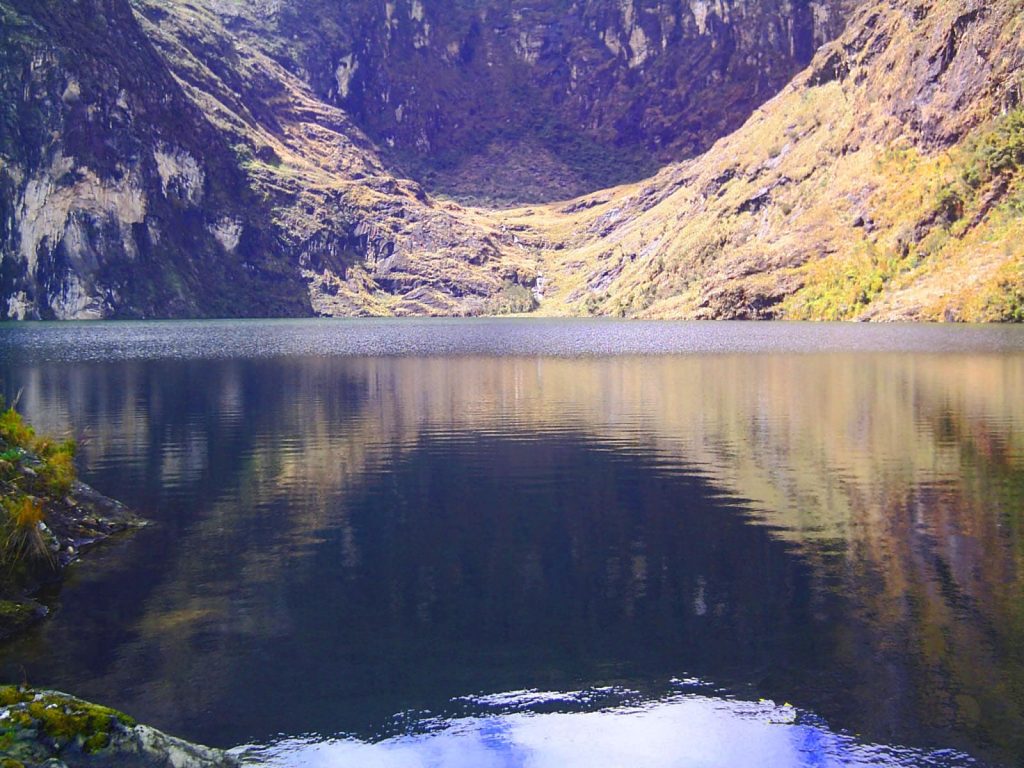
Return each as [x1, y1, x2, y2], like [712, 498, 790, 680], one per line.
[507, 0, 1024, 321]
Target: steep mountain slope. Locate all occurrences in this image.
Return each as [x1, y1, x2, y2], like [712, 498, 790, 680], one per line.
[129, 0, 535, 317]
[257, 0, 857, 203]
[0, 0, 1021, 321]
[0, 0, 312, 319]
[508, 0, 1024, 321]
[0, 0, 530, 319]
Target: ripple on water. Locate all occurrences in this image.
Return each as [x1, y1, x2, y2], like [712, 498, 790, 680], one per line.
[3, 318, 1024, 363]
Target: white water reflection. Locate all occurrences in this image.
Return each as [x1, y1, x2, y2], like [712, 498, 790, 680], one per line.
[239, 692, 976, 768]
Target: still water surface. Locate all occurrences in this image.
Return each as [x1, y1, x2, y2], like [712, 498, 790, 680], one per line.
[1, 319, 1023, 767]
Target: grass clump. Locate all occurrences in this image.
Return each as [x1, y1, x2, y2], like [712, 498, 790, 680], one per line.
[0, 401, 77, 573]
[1, 496, 49, 569]
[0, 409, 34, 449]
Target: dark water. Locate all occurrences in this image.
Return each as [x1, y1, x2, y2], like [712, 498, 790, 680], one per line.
[2, 319, 1024, 767]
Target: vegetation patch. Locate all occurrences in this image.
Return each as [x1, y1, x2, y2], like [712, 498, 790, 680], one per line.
[0, 686, 136, 755]
[784, 107, 1024, 322]
[960, 109, 1024, 191]
[486, 281, 538, 315]
[981, 260, 1024, 322]
[0, 400, 139, 643]
[0, 403, 79, 574]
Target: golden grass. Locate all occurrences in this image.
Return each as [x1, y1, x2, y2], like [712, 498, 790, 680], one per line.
[0, 406, 77, 570]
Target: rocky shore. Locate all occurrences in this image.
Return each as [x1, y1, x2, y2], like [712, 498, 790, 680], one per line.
[0, 474, 143, 643]
[0, 410, 237, 766]
[0, 403, 144, 642]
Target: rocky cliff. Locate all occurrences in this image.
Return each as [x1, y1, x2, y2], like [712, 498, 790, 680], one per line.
[266, 0, 857, 202]
[0, 0, 1021, 321]
[0, 0, 532, 318]
[0, 0, 311, 319]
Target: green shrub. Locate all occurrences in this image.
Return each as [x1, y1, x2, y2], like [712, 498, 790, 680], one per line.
[487, 281, 538, 315]
[986, 262, 1024, 322]
[35, 441, 76, 497]
[962, 109, 1024, 190]
[936, 185, 964, 225]
[0, 408, 34, 448]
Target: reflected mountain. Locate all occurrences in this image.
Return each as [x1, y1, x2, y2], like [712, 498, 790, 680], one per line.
[2, 342, 1023, 764]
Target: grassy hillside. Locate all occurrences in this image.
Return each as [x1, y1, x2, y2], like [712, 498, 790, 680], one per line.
[495, 0, 1024, 322]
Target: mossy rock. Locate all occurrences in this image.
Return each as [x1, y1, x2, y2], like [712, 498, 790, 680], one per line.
[0, 688, 237, 767]
[0, 686, 135, 759]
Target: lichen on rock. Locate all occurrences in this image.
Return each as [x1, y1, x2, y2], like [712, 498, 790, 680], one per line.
[0, 687, 237, 768]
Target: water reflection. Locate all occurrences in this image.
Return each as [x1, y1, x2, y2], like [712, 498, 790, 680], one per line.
[239, 688, 976, 768]
[0, 321, 1022, 766]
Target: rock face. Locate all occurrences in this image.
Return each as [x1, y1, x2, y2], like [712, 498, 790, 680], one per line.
[270, 0, 858, 201]
[0, 0, 312, 320]
[0, 0, 538, 319]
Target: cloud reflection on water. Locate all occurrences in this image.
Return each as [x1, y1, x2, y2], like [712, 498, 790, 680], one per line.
[240, 692, 973, 768]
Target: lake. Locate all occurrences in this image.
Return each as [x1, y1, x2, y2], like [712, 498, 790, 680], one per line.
[1, 319, 1023, 767]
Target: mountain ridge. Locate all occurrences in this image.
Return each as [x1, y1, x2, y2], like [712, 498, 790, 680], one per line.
[0, 0, 1021, 321]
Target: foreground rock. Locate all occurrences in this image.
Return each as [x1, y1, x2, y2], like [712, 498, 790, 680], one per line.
[0, 687, 237, 768]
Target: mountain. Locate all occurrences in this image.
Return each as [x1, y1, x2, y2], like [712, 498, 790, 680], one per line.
[510, 0, 1024, 321]
[0, 0, 1021, 321]
[0, 0, 522, 318]
[268, 0, 856, 203]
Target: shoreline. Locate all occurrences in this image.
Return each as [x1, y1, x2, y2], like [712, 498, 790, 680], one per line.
[0, 411, 145, 643]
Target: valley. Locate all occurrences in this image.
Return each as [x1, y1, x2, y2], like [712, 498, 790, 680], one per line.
[0, 0, 1021, 321]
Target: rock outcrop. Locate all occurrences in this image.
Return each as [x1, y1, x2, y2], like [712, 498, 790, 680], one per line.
[0, 687, 237, 768]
